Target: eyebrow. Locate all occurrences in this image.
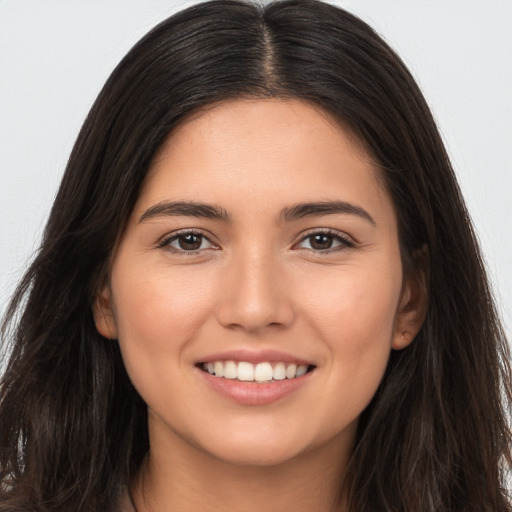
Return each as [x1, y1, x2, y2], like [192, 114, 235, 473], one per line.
[281, 201, 376, 226]
[139, 200, 376, 226]
[139, 201, 229, 223]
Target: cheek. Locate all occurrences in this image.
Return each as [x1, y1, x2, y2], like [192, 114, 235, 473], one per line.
[110, 262, 219, 363]
[299, 262, 402, 341]
[297, 262, 402, 404]
[108, 262, 224, 416]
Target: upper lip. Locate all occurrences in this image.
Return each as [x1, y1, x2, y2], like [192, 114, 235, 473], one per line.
[197, 348, 315, 367]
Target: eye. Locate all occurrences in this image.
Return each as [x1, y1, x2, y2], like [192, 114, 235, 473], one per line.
[160, 231, 217, 254]
[295, 230, 354, 252]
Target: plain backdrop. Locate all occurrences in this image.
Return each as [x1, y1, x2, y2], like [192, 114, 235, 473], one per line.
[0, 0, 511, 338]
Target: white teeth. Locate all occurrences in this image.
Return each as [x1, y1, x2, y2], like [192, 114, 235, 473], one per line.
[237, 362, 254, 381]
[273, 362, 286, 380]
[224, 360, 237, 379]
[285, 363, 297, 379]
[202, 360, 312, 382]
[214, 361, 224, 378]
[296, 365, 308, 377]
[254, 362, 273, 382]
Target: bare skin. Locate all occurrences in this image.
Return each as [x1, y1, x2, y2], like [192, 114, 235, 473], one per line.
[133, 417, 351, 512]
[95, 98, 425, 512]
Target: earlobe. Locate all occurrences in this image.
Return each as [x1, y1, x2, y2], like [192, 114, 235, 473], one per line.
[92, 287, 118, 340]
[393, 330, 414, 350]
[392, 263, 428, 350]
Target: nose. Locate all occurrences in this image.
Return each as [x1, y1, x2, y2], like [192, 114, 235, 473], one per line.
[215, 247, 295, 333]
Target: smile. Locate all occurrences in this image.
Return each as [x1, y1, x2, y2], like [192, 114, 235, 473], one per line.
[200, 360, 314, 383]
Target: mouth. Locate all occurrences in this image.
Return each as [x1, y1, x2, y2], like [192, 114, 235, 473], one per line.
[197, 360, 316, 383]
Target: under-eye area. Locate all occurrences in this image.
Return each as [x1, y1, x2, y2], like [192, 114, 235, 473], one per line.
[197, 361, 317, 383]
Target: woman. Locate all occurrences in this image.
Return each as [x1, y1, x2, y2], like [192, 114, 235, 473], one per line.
[1, 0, 510, 510]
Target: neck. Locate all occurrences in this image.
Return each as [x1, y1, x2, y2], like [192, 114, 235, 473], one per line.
[131, 418, 353, 512]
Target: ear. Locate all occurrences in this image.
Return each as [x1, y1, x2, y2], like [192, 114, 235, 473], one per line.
[392, 261, 428, 350]
[92, 286, 118, 340]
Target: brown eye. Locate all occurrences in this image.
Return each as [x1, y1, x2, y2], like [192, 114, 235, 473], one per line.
[295, 231, 354, 252]
[178, 233, 203, 251]
[309, 234, 335, 250]
[163, 232, 216, 253]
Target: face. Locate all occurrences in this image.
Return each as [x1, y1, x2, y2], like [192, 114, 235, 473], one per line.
[95, 99, 424, 468]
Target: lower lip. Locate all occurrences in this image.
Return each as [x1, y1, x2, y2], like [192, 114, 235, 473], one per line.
[197, 368, 313, 405]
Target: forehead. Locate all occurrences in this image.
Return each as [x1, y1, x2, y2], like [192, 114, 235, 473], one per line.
[136, 98, 392, 224]
[154, 98, 373, 166]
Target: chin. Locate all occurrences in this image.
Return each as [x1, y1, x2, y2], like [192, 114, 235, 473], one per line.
[207, 440, 304, 467]
[182, 423, 308, 467]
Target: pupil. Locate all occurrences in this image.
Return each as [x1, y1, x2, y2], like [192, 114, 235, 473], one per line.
[311, 234, 332, 250]
[179, 234, 202, 250]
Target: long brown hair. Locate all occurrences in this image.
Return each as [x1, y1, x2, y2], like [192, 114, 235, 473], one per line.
[1, 1, 511, 510]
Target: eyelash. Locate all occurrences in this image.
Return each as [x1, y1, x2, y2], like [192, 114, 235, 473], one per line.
[157, 229, 218, 255]
[294, 229, 355, 253]
[157, 229, 355, 255]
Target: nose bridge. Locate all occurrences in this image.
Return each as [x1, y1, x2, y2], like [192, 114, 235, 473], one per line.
[216, 243, 294, 332]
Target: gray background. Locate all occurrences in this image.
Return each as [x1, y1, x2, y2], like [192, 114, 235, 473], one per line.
[1, 0, 511, 337]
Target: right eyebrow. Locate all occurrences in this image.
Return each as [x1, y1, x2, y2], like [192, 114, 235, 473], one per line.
[138, 200, 230, 223]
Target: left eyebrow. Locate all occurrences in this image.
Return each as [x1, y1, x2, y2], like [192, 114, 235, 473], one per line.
[280, 201, 376, 226]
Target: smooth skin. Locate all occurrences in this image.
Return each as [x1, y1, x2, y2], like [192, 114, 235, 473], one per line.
[95, 99, 426, 512]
